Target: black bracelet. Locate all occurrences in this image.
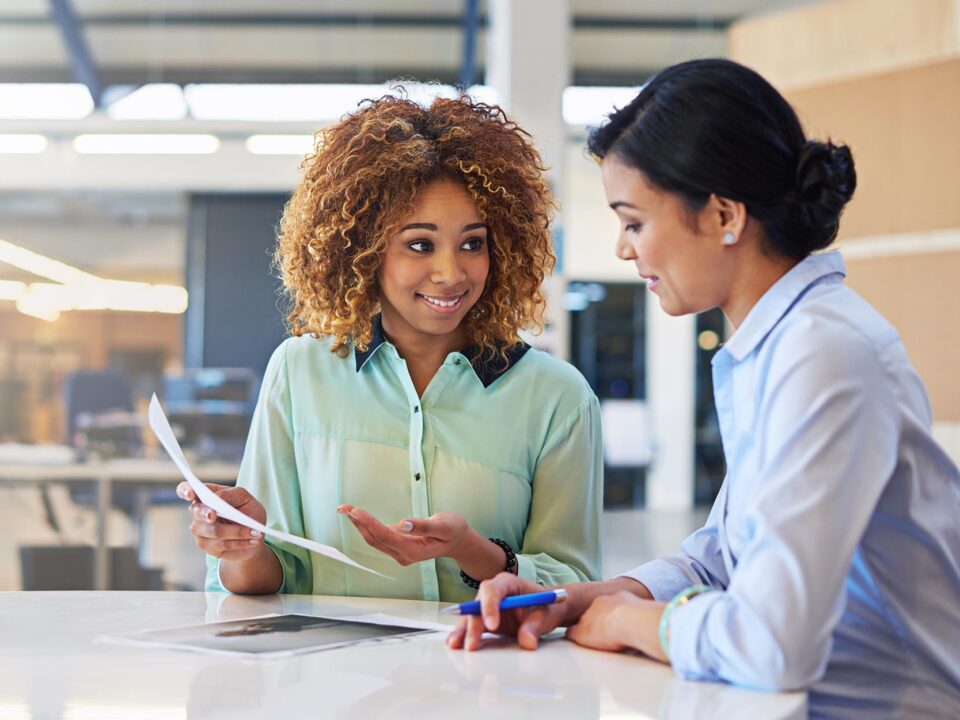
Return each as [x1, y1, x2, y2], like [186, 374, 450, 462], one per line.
[459, 537, 518, 589]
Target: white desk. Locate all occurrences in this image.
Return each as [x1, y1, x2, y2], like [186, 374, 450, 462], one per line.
[0, 458, 238, 590]
[0, 591, 806, 719]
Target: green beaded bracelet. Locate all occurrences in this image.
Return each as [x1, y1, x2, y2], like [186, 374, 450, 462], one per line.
[658, 584, 713, 661]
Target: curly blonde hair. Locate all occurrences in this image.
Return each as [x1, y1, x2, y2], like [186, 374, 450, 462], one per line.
[275, 92, 555, 360]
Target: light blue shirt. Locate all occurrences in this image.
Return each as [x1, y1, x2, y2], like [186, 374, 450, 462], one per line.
[625, 252, 960, 717]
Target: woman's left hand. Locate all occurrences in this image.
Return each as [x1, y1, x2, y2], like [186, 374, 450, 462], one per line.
[565, 591, 668, 662]
[337, 504, 476, 566]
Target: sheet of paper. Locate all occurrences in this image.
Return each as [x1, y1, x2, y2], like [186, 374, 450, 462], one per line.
[148, 394, 390, 579]
[98, 612, 446, 659]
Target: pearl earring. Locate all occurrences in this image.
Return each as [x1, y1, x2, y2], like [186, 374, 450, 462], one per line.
[722, 231, 737, 246]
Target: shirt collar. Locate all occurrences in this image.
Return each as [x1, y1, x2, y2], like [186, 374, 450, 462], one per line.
[720, 251, 846, 363]
[354, 315, 531, 388]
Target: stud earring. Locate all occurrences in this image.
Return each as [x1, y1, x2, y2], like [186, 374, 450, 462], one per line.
[722, 231, 737, 246]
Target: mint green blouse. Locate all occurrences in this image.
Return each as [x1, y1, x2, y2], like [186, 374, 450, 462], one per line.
[207, 326, 603, 602]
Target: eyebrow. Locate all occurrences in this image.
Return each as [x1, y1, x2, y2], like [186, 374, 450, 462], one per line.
[609, 201, 640, 211]
[400, 222, 487, 232]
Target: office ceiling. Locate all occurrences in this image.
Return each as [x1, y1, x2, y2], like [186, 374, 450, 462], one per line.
[1, 0, 812, 88]
[0, 0, 815, 281]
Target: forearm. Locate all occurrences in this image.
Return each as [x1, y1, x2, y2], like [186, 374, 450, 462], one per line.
[561, 576, 653, 624]
[453, 528, 515, 581]
[219, 543, 284, 595]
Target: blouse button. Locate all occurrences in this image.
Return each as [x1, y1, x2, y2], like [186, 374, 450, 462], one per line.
[414, 473, 422, 481]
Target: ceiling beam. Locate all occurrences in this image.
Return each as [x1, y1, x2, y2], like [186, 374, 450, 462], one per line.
[460, 0, 480, 89]
[1, 11, 734, 31]
[48, 0, 103, 107]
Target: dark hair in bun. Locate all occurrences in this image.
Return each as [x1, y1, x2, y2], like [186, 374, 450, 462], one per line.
[587, 58, 857, 260]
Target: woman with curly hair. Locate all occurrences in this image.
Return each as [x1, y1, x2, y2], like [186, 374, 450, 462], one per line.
[177, 93, 603, 602]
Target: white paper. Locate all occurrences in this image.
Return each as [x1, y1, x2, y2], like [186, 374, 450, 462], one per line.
[148, 394, 390, 579]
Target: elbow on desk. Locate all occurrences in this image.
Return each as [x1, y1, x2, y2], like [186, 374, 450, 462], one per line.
[720, 637, 829, 692]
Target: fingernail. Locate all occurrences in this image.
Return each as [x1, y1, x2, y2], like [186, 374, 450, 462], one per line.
[401, 520, 413, 532]
[249, 539, 259, 545]
[250, 530, 261, 538]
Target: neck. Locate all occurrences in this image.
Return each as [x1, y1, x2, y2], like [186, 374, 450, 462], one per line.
[380, 313, 469, 395]
[722, 246, 799, 329]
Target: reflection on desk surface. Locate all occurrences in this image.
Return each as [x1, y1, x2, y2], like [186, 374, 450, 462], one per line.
[0, 591, 807, 720]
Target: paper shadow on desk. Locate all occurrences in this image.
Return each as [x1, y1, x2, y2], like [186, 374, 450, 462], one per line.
[19, 545, 164, 590]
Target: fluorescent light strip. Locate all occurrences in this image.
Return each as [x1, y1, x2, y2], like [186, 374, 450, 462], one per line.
[73, 134, 220, 155]
[245, 134, 316, 155]
[562, 86, 641, 126]
[0, 83, 94, 120]
[0, 280, 26, 300]
[0, 238, 188, 320]
[0, 237, 102, 285]
[0, 134, 48, 154]
[184, 82, 477, 122]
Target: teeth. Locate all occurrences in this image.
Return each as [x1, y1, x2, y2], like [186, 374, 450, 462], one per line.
[422, 294, 461, 308]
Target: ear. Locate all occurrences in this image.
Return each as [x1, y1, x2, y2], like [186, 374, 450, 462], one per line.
[707, 194, 748, 246]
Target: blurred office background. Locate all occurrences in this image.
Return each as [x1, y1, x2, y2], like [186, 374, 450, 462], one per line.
[1, 0, 958, 591]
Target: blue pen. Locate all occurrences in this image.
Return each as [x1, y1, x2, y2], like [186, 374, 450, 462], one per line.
[441, 589, 568, 616]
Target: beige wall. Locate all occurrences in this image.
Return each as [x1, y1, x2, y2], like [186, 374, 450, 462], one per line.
[732, 1, 960, 420]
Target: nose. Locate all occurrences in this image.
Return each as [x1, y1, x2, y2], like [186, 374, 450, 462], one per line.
[615, 234, 637, 261]
[430, 247, 467, 285]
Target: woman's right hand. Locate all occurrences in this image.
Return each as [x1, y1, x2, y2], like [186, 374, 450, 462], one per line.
[176, 481, 267, 562]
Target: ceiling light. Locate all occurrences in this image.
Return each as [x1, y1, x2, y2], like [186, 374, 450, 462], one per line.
[73, 134, 220, 155]
[562, 86, 641, 126]
[0, 280, 26, 301]
[106, 84, 188, 121]
[0, 83, 94, 120]
[245, 134, 316, 155]
[185, 83, 462, 123]
[0, 134, 48, 154]
[0, 237, 101, 285]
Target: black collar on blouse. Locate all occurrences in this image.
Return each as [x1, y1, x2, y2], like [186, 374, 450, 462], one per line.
[353, 315, 531, 388]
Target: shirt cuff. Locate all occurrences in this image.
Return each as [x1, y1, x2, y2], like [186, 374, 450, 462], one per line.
[214, 542, 288, 594]
[619, 558, 698, 601]
[667, 588, 723, 680]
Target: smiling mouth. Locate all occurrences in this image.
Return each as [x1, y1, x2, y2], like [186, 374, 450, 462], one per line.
[417, 292, 466, 312]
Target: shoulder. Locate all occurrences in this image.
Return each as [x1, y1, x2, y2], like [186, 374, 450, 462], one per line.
[275, 333, 351, 370]
[514, 346, 595, 397]
[761, 284, 901, 392]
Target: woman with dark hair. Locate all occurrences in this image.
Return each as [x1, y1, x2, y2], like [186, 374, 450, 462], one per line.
[177, 93, 602, 602]
[449, 59, 960, 717]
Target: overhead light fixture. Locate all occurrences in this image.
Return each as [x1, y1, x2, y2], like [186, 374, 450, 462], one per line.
[184, 83, 467, 123]
[0, 134, 48, 154]
[245, 134, 316, 156]
[0, 279, 27, 301]
[15, 294, 60, 322]
[562, 86, 640, 126]
[73, 134, 220, 155]
[0, 237, 189, 320]
[106, 84, 188, 121]
[21, 281, 188, 315]
[0, 83, 94, 120]
[0, 237, 101, 285]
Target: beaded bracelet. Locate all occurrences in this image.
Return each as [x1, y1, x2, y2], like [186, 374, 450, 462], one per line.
[658, 584, 713, 661]
[459, 537, 517, 589]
